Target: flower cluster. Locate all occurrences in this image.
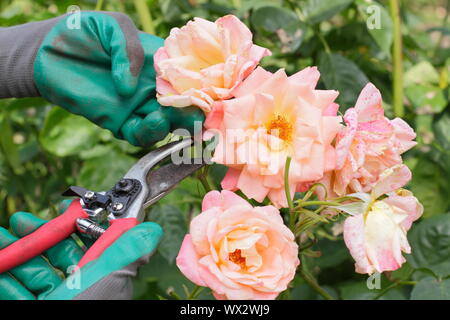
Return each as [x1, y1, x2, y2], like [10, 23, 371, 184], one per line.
[155, 15, 422, 299]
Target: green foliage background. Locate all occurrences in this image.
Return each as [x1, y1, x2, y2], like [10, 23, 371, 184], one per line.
[0, 0, 449, 300]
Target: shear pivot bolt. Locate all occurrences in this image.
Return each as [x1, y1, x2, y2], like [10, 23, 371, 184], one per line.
[118, 179, 129, 187]
[112, 202, 124, 211]
[115, 179, 133, 193]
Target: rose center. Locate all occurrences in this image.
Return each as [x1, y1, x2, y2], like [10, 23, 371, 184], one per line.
[267, 115, 293, 142]
[229, 249, 246, 268]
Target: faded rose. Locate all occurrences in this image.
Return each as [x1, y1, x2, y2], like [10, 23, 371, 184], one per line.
[321, 83, 416, 198]
[343, 165, 423, 274]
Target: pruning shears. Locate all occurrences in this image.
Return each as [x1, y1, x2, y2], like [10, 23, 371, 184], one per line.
[0, 139, 203, 273]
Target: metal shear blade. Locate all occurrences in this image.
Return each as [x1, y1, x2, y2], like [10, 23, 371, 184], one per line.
[144, 162, 205, 208]
[120, 138, 204, 221]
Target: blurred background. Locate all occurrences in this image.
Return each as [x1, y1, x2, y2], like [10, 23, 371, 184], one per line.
[0, 0, 449, 300]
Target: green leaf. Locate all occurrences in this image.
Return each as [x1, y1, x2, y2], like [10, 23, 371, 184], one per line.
[405, 84, 447, 114]
[238, 0, 283, 13]
[407, 214, 450, 278]
[404, 61, 440, 87]
[158, 0, 194, 23]
[0, 113, 24, 174]
[338, 280, 407, 300]
[390, 262, 415, 281]
[318, 52, 369, 108]
[288, 278, 322, 300]
[410, 158, 450, 218]
[110, 139, 142, 154]
[5, 97, 48, 112]
[40, 107, 100, 157]
[428, 146, 450, 179]
[148, 204, 187, 264]
[77, 150, 136, 191]
[78, 145, 112, 160]
[356, 0, 392, 55]
[313, 239, 350, 269]
[304, 0, 354, 24]
[209, 163, 228, 189]
[135, 252, 213, 300]
[415, 114, 434, 146]
[251, 6, 306, 53]
[434, 113, 450, 151]
[157, 176, 203, 214]
[411, 277, 450, 300]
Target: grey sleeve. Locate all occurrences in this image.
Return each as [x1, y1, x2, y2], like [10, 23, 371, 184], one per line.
[0, 17, 62, 98]
[73, 255, 151, 300]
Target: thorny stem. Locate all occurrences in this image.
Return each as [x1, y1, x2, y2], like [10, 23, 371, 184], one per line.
[298, 239, 317, 252]
[301, 183, 326, 202]
[284, 157, 295, 230]
[299, 267, 334, 300]
[316, 30, 331, 54]
[187, 285, 204, 300]
[168, 288, 182, 300]
[373, 280, 416, 300]
[295, 200, 343, 208]
[197, 167, 212, 193]
[284, 157, 353, 299]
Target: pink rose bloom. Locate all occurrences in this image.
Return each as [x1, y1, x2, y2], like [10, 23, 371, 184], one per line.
[154, 15, 270, 113]
[176, 190, 299, 300]
[343, 165, 423, 274]
[204, 67, 342, 207]
[323, 83, 416, 198]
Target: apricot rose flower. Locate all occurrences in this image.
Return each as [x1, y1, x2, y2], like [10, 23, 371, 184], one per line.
[176, 190, 299, 300]
[154, 15, 270, 112]
[204, 67, 342, 207]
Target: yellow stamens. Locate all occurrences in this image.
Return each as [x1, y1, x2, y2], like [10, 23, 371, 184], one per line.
[267, 115, 293, 142]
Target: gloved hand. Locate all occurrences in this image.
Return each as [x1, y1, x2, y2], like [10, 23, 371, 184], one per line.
[0, 211, 163, 300]
[0, 11, 204, 147]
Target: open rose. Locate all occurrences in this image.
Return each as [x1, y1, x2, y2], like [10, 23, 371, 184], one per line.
[343, 165, 423, 274]
[176, 190, 299, 300]
[204, 66, 341, 207]
[321, 83, 416, 198]
[154, 15, 270, 112]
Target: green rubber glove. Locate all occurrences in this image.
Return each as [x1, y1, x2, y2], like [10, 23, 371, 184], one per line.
[0, 212, 163, 300]
[0, 11, 204, 147]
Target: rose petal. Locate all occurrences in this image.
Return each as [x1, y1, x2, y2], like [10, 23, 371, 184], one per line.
[371, 164, 412, 199]
[176, 235, 207, 286]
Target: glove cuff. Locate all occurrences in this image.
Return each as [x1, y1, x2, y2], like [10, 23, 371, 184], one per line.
[0, 17, 62, 98]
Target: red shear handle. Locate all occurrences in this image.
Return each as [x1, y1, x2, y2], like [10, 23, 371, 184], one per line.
[77, 218, 138, 269]
[0, 200, 88, 274]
